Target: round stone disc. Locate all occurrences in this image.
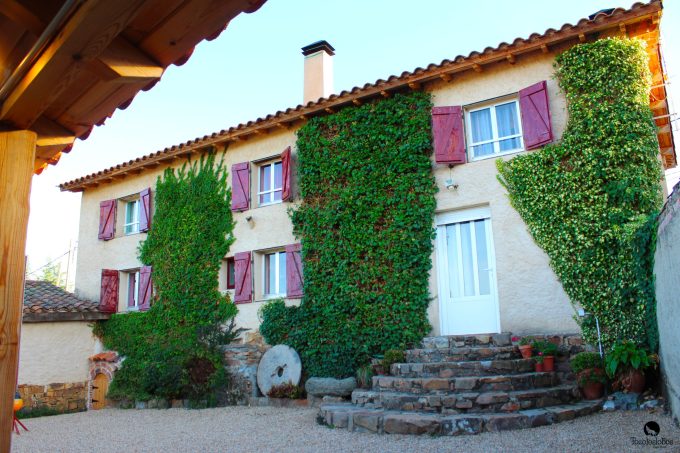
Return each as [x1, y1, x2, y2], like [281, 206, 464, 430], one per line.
[256, 344, 302, 396]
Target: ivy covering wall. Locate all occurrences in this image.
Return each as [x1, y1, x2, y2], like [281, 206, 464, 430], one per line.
[260, 91, 437, 377]
[94, 154, 240, 403]
[497, 38, 663, 350]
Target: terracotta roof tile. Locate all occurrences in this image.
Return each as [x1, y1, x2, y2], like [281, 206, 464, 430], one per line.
[23, 280, 100, 314]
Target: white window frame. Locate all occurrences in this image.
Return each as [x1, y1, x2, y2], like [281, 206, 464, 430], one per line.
[466, 97, 524, 161]
[257, 160, 283, 207]
[263, 250, 286, 297]
[124, 199, 140, 235]
[127, 270, 140, 311]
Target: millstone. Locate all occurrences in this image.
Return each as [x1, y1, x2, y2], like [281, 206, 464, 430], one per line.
[257, 344, 302, 396]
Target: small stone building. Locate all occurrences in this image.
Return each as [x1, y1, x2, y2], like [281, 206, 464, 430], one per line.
[19, 280, 109, 413]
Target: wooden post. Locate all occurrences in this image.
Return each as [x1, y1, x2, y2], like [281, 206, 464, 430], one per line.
[0, 130, 35, 453]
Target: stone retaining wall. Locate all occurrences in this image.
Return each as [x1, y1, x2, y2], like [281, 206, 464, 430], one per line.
[222, 333, 270, 404]
[18, 382, 88, 413]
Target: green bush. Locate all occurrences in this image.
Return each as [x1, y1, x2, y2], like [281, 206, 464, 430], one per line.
[267, 382, 306, 399]
[382, 349, 406, 374]
[570, 352, 603, 374]
[497, 38, 663, 351]
[95, 153, 240, 403]
[260, 91, 437, 377]
[604, 340, 653, 378]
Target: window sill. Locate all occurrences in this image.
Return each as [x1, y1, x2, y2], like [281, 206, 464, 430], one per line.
[470, 148, 525, 162]
[257, 201, 283, 208]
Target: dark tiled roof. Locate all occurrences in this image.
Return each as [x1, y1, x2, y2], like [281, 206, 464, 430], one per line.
[23, 280, 99, 314]
[59, 0, 669, 191]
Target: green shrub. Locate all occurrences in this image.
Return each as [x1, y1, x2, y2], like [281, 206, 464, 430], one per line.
[497, 38, 663, 351]
[532, 340, 558, 357]
[260, 91, 436, 377]
[604, 340, 653, 378]
[382, 349, 406, 374]
[356, 365, 374, 389]
[95, 153, 240, 403]
[570, 352, 603, 374]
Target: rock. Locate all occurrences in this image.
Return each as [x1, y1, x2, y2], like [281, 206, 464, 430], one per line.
[256, 345, 302, 396]
[602, 400, 616, 411]
[640, 399, 660, 410]
[305, 377, 357, 397]
[492, 333, 512, 346]
[384, 414, 440, 435]
[135, 401, 147, 409]
[610, 391, 641, 410]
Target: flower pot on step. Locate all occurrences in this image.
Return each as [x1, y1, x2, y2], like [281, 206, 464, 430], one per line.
[621, 368, 646, 393]
[543, 355, 555, 372]
[535, 362, 544, 372]
[581, 381, 604, 400]
[518, 345, 533, 359]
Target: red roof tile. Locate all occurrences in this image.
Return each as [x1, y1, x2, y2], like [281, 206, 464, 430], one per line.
[23, 280, 100, 314]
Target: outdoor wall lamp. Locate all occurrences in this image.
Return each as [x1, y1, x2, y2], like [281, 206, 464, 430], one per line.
[577, 308, 603, 358]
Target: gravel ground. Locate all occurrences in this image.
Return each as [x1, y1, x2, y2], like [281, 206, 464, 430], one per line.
[11, 406, 680, 453]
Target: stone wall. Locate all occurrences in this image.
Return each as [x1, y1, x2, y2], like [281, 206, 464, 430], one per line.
[223, 333, 270, 404]
[655, 182, 680, 426]
[18, 382, 88, 413]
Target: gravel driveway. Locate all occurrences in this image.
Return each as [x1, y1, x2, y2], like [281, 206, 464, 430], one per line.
[11, 406, 679, 453]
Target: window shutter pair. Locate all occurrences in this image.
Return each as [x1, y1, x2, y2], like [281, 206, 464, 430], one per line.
[98, 187, 152, 239]
[432, 80, 553, 163]
[232, 243, 303, 303]
[100, 266, 152, 313]
[230, 147, 293, 212]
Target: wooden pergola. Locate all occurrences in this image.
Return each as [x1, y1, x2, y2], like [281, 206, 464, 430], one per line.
[0, 1, 265, 450]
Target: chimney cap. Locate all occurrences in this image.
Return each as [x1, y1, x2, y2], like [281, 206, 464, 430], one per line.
[301, 40, 335, 56]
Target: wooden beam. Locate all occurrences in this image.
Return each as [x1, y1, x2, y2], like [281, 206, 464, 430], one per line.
[408, 81, 421, 90]
[0, 0, 44, 36]
[472, 64, 483, 73]
[0, 130, 36, 453]
[0, 0, 148, 129]
[506, 54, 516, 64]
[439, 73, 452, 82]
[352, 99, 362, 106]
[541, 44, 549, 54]
[380, 90, 390, 98]
[88, 38, 164, 83]
[33, 117, 75, 147]
[578, 33, 586, 43]
[325, 107, 335, 114]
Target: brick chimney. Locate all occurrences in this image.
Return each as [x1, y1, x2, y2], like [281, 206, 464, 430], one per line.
[301, 40, 334, 104]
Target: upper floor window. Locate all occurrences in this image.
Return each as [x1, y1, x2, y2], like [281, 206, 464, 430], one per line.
[258, 161, 283, 206]
[226, 257, 236, 290]
[467, 99, 523, 160]
[124, 199, 140, 235]
[264, 251, 286, 297]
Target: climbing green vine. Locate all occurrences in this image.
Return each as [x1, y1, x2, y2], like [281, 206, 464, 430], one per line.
[260, 91, 437, 377]
[497, 38, 663, 350]
[94, 153, 241, 404]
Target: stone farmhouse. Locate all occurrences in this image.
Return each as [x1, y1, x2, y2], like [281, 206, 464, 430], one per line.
[60, 1, 674, 344]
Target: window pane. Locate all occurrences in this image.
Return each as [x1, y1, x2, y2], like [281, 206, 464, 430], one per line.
[260, 165, 271, 192]
[474, 220, 490, 296]
[266, 254, 276, 295]
[128, 273, 136, 307]
[260, 192, 271, 205]
[273, 189, 282, 202]
[279, 252, 286, 295]
[460, 222, 475, 297]
[499, 137, 521, 151]
[227, 260, 235, 288]
[445, 225, 460, 299]
[473, 143, 494, 157]
[470, 108, 493, 143]
[274, 162, 283, 190]
[495, 102, 520, 138]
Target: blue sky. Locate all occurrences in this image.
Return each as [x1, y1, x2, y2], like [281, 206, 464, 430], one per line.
[26, 0, 680, 278]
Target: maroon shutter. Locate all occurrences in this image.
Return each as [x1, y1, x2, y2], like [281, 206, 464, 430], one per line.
[98, 200, 117, 240]
[519, 80, 553, 150]
[138, 266, 152, 311]
[233, 251, 252, 303]
[231, 162, 250, 212]
[127, 272, 136, 308]
[99, 269, 119, 313]
[432, 106, 466, 164]
[139, 188, 152, 232]
[281, 146, 292, 201]
[286, 243, 303, 298]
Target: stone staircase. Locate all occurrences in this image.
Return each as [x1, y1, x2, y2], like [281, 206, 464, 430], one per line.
[317, 334, 602, 436]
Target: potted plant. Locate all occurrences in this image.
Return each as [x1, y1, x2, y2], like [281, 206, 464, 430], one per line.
[605, 340, 654, 393]
[513, 336, 533, 359]
[532, 340, 558, 372]
[571, 352, 606, 399]
[534, 352, 545, 372]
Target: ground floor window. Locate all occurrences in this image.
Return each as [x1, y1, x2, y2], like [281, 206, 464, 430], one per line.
[264, 251, 286, 296]
[127, 270, 140, 309]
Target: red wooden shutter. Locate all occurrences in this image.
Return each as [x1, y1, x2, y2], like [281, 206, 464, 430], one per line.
[281, 146, 292, 201]
[286, 243, 303, 298]
[432, 106, 466, 164]
[231, 162, 250, 212]
[99, 269, 119, 313]
[139, 188, 152, 232]
[98, 200, 116, 240]
[138, 266, 152, 311]
[233, 251, 252, 303]
[519, 80, 553, 150]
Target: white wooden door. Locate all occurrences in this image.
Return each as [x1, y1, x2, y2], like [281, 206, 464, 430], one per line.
[436, 207, 500, 335]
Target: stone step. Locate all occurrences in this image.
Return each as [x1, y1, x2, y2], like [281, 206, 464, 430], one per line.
[391, 358, 534, 378]
[405, 345, 519, 363]
[317, 400, 603, 435]
[352, 384, 580, 414]
[420, 334, 511, 349]
[372, 372, 558, 394]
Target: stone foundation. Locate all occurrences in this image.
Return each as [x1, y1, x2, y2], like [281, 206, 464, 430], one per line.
[18, 382, 88, 413]
[223, 332, 270, 404]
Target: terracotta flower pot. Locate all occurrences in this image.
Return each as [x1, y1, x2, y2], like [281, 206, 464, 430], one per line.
[535, 362, 544, 372]
[621, 368, 646, 393]
[543, 355, 555, 372]
[581, 381, 604, 400]
[519, 345, 533, 359]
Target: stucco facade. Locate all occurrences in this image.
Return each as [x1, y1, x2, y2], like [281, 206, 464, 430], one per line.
[72, 47, 580, 336]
